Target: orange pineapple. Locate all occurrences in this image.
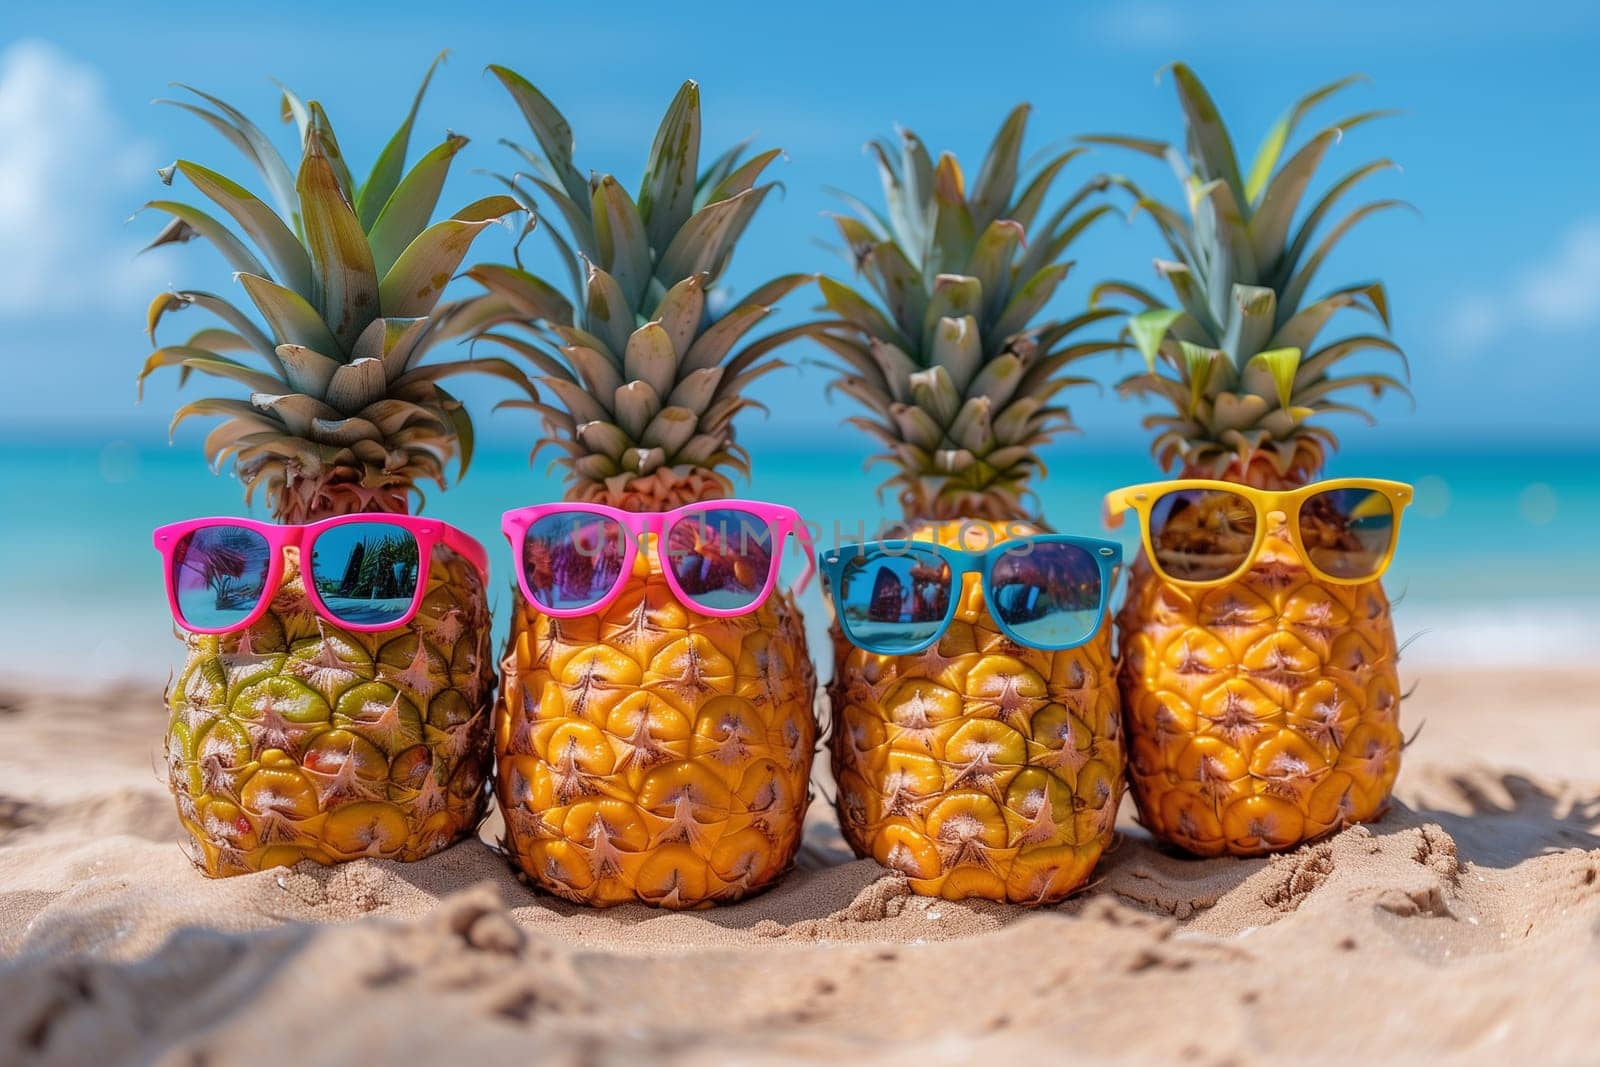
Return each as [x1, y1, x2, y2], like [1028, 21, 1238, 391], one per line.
[810, 107, 1125, 902]
[466, 72, 817, 907]
[1090, 65, 1411, 855]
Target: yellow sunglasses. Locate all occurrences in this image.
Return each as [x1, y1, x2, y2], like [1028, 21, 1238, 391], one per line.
[1103, 478, 1414, 588]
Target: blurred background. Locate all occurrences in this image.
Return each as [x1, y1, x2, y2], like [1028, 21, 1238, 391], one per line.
[2, 0, 1597, 686]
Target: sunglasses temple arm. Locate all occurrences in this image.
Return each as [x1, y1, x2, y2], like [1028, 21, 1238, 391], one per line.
[443, 526, 491, 580]
[788, 525, 817, 596]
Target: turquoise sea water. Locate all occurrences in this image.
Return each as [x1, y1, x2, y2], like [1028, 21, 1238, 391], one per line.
[2, 431, 1597, 687]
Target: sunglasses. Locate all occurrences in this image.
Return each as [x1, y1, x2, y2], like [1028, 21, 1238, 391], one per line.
[502, 500, 815, 618]
[1104, 478, 1413, 588]
[820, 535, 1122, 654]
[153, 515, 489, 634]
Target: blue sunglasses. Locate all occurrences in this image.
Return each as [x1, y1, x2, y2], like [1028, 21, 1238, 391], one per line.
[819, 535, 1122, 654]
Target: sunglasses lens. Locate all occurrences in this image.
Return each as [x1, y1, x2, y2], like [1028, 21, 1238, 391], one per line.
[989, 542, 1104, 648]
[523, 513, 628, 612]
[664, 508, 779, 613]
[834, 546, 952, 653]
[1148, 488, 1257, 582]
[171, 525, 273, 630]
[1300, 488, 1396, 580]
[309, 522, 421, 627]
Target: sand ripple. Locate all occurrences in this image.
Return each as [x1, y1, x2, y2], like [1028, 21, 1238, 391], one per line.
[1, 679, 1597, 1065]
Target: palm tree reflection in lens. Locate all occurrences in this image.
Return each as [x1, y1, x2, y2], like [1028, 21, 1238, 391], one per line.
[309, 522, 421, 626]
[172, 526, 272, 629]
[523, 513, 628, 612]
[665, 508, 777, 612]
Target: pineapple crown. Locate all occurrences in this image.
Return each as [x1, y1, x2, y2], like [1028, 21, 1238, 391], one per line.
[807, 106, 1119, 523]
[138, 55, 527, 523]
[1086, 63, 1412, 486]
[464, 70, 812, 511]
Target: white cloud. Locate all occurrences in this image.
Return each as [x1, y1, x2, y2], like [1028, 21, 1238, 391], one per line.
[1090, 2, 1195, 49]
[1448, 218, 1600, 352]
[0, 39, 161, 317]
[1516, 220, 1600, 329]
[1443, 303, 1500, 350]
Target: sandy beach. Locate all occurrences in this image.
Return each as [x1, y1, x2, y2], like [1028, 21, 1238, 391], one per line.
[5, 0, 1600, 1061]
[0, 666, 1595, 1065]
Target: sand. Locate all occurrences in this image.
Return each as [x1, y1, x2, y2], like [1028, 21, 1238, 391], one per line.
[0, 668, 1597, 1066]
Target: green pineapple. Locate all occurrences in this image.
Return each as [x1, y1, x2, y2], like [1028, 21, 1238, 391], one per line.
[141, 59, 523, 875]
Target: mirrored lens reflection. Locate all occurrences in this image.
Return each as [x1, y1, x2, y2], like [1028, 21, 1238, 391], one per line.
[172, 525, 273, 630]
[1300, 489, 1395, 579]
[989, 542, 1103, 648]
[523, 512, 628, 611]
[836, 546, 952, 653]
[665, 508, 777, 612]
[309, 522, 421, 626]
[1148, 488, 1257, 581]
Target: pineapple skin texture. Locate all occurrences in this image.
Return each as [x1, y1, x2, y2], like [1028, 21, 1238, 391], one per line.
[1118, 524, 1403, 857]
[164, 546, 495, 877]
[827, 521, 1124, 905]
[495, 546, 818, 909]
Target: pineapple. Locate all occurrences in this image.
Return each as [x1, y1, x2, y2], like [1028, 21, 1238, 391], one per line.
[1089, 64, 1411, 856]
[467, 71, 817, 908]
[140, 60, 522, 875]
[809, 107, 1125, 903]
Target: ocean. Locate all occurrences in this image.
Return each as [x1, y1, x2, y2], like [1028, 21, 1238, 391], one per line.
[3, 431, 1596, 688]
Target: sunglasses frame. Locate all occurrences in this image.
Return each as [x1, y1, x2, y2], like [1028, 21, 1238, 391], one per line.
[820, 535, 1123, 655]
[1104, 478, 1414, 589]
[502, 500, 816, 619]
[152, 515, 489, 635]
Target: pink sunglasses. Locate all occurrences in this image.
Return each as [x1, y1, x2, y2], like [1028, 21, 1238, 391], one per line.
[152, 515, 488, 634]
[502, 500, 815, 618]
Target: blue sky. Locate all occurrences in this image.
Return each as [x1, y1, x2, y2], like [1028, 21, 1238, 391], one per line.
[2, 0, 1597, 451]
